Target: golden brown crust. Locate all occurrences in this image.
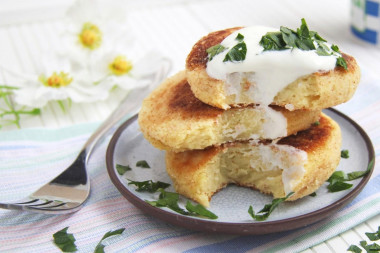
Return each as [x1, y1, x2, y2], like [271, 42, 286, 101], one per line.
[186, 27, 360, 110]
[186, 27, 242, 70]
[165, 113, 342, 206]
[138, 71, 321, 152]
[277, 115, 331, 152]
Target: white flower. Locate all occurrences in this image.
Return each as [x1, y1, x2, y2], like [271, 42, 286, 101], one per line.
[1, 55, 112, 108]
[61, 0, 133, 70]
[88, 48, 164, 90]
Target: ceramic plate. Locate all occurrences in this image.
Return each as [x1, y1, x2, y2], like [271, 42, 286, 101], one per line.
[106, 108, 374, 235]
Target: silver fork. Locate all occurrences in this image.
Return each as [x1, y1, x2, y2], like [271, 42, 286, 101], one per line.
[0, 58, 172, 214]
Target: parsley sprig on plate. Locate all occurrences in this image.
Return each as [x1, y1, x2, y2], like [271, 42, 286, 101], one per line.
[248, 192, 294, 221]
[327, 159, 374, 192]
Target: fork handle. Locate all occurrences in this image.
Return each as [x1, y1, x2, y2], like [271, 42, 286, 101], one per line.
[81, 58, 172, 163]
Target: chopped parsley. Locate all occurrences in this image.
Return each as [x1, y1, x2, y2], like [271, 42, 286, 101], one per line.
[341, 149, 350, 158]
[223, 33, 247, 62]
[127, 179, 170, 193]
[206, 44, 227, 61]
[313, 121, 320, 126]
[94, 228, 125, 253]
[327, 159, 373, 192]
[116, 164, 131, 175]
[248, 192, 294, 221]
[146, 189, 218, 219]
[365, 226, 380, 241]
[347, 244, 362, 253]
[53, 227, 77, 252]
[259, 18, 347, 69]
[185, 200, 218, 219]
[206, 33, 247, 63]
[309, 192, 317, 197]
[136, 160, 150, 168]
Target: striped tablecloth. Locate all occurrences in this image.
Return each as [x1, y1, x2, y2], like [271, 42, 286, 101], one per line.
[0, 66, 379, 252]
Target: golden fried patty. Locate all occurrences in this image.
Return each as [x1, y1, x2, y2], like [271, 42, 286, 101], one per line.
[186, 27, 360, 110]
[165, 113, 341, 207]
[138, 71, 321, 152]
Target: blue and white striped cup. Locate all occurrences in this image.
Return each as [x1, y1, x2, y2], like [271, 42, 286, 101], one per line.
[351, 0, 380, 45]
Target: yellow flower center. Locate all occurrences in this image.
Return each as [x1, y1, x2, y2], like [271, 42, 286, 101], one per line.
[39, 72, 73, 88]
[79, 22, 102, 50]
[109, 56, 133, 75]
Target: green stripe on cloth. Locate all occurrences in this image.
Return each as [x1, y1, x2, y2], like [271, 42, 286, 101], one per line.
[0, 122, 100, 142]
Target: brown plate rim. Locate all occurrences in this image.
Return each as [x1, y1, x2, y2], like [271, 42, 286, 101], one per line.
[105, 108, 375, 235]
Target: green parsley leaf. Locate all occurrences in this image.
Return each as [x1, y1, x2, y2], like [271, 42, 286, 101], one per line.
[327, 180, 353, 192]
[94, 228, 125, 253]
[206, 44, 227, 61]
[236, 33, 244, 42]
[331, 44, 340, 52]
[248, 192, 294, 221]
[223, 41, 247, 62]
[327, 159, 373, 192]
[185, 201, 218, 219]
[360, 240, 380, 252]
[336, 56, 348, 70]
[136, 160, 150, 168]
[316, 46, 331, 56]
[259, 32, 285, 50]
[127, 179, 170, 193]
[313, 121, 320, 126]
[366, 230, 380, 241]
[146, 189, 218, 219]
[53, 227, 78, 252]
[280, 27, 298, 48]
[347, 244, 362, 253]
[146, 189, 188, 215]
[259, 18, 347, 70]
[309, 192, 317, 197]
[116, 164, 131, 175]
[341, 149, 350, 158]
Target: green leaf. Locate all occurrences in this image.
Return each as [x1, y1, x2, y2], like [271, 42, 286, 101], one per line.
[298, 18, 310, 39]
[116, 164, 131, 175]
[53, 227, 77, 252]
[235, 33, 244, 42]
[259, 18, 346, 70]
[280, 26, 298, 48]
[223, 42, 247, 62]
[185, 201, 218, 219]
[260, 32, 285, 50]
[127, 179, 170, 192]
[327, 180, 353, 192]
[327, 170, 346, 183]
[360, 240, 380, 252]
[316, 46, 331, 56]
[94, 244, 105, 253]
[100, 228, 125, 241]
[341, 149, 350, 158]
[206, 44, 227, 61]
[136, 160, 150, 168]
[248, 192, 294, 221]
[331, 44, 340, 52]
[347, 244, 362, 253]
[309, 192, 317, 197]
[365, 231, 380, 241]
[336, 56, 348, 69]
[94, 228, 125, 253]
[147, 189, 189, 215]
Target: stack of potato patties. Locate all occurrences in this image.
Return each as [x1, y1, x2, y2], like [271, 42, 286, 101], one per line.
[138, 26, 360, 207]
